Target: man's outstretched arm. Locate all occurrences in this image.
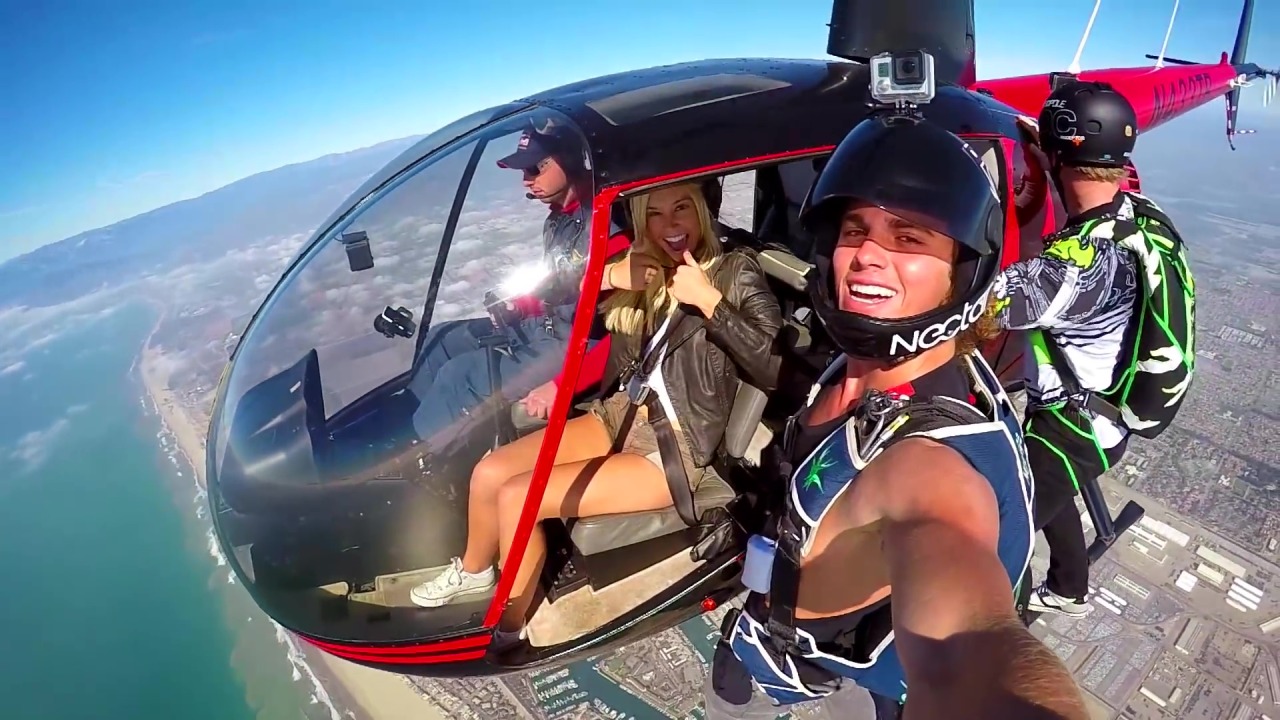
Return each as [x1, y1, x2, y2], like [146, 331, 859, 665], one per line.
[863, 439, 1088, 720]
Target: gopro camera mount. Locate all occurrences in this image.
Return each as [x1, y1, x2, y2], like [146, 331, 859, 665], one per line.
[869, 50, 936, 108]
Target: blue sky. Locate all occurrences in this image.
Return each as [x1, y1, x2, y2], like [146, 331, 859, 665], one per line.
[1, 0, 1276, 262]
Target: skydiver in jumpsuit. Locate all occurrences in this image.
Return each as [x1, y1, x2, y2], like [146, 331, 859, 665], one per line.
[992, 81, 1186, 617]
[702, 113, 1090, 719]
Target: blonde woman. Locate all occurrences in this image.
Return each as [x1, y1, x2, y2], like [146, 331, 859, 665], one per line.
[408, 181, 784, 646]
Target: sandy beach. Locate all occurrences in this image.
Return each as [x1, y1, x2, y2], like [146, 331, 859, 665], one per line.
[139, 344, 209, 488]
[310, 654, 448, 720]
[138, 339, 448, 720]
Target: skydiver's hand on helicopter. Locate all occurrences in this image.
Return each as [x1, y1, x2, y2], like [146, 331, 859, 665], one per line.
[668, 250, 723, 319]
[519, 381, 557, 420]
[601, 248, 664, 292]
[1015, 114, 1040, 146]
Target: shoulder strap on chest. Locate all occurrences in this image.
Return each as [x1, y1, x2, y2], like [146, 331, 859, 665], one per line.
[763, 390, 985, 656]
[1126, 193, 1177, 233]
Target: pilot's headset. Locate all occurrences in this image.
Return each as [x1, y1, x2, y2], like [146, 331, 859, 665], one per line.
[798, 113, 1004, 363]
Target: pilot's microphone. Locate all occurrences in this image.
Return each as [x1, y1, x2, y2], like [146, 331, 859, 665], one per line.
[525, 193, 536, 200]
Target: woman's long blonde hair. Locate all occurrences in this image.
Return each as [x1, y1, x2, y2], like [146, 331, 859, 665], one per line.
[600, 182, 723, 338]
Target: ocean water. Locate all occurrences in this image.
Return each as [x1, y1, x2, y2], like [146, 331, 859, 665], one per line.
[0, 301, 317, 720]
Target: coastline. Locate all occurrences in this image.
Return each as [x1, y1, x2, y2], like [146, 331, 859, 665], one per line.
[139, 343, 208, 488]
[307, 652, 449, 720]
[138, 334, 448, 720]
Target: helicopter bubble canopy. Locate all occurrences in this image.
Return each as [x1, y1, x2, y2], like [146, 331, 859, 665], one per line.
[206, 106, 597, 644]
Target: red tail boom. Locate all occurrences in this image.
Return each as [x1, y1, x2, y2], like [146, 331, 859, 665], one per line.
[976, 61, 1243, 133]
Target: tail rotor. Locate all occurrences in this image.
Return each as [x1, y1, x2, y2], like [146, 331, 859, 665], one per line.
[1227, 66, 1277, 149]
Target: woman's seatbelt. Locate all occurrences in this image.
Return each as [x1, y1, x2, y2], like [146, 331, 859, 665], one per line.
[621, 309, 707, 527]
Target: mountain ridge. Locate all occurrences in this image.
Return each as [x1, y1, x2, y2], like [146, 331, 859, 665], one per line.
[0, 134, 423, 310]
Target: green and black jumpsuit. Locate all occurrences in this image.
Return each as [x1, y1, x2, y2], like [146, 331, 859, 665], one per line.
[989, 190, 1142, 600]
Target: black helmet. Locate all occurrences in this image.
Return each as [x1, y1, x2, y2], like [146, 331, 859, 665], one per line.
[799, 113, 1004, 361]
[1037, 80, 1137, 169]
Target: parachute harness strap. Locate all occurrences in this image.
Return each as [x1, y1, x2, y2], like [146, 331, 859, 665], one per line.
[762, 386, 987, 664]
[1040, 335, 1125, 427]
[764, 388, 909, 658]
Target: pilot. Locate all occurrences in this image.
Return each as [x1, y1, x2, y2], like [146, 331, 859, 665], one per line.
[494, 120, 631, 420]
[702, 114, 1089, 719]
[405, 121, 627, 456]
[992, 81, 1192, 617]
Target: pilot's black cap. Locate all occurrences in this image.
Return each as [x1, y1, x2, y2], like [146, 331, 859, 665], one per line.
[496, 128, 553, 171]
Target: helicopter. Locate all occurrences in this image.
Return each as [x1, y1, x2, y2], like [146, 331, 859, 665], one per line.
[205, 0, 1276, 677]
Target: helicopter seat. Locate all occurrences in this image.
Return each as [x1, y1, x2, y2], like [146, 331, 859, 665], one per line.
[567, 380, 765, 558]
[567, 466, 737, 558]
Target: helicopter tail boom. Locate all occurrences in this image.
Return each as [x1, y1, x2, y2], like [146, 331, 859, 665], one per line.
[974, 0, 1275, 145]
[1144, 0, 1277, 150]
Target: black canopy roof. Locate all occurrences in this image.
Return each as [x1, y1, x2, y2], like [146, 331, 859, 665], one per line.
[314, 58, 1022, 249]
[518, 58, 1019, 188]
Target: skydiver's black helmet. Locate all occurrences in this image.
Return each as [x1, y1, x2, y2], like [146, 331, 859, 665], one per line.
[799, 113, 1004, 362]
[1037, 80, 1138, 169]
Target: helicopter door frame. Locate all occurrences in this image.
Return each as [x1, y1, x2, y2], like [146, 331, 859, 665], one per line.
[952, 133, 1027, 387]
[412, 141, 488, 348]
[480, 145, 837, 639]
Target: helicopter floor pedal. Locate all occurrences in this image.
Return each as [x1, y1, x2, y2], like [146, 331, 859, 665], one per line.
[543, 521, 589, 603]
[546, 553, 590, 603]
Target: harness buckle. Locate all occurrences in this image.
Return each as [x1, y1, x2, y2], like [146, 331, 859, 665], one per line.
[626, 373, 651, 405]
[851, 389, 908, 452]
[718, 607, 742, 644]
[861, 388, 907, 421]
[766, 617, 800, 655]
[775, 512, 802, 546]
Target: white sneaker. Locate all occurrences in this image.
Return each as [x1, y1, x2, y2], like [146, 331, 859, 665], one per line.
[1026, 583, 1093, 617]
[409, 557, 495, 607]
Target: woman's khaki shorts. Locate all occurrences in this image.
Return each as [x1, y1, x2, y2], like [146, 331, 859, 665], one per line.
[588, 391, 707, 491]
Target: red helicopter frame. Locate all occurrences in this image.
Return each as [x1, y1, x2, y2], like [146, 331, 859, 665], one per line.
[205, 0, 1273, 677]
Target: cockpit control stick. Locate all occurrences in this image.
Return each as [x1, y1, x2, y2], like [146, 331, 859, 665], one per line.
[475, 290, 520, 446]
[374, 306, 416, 339]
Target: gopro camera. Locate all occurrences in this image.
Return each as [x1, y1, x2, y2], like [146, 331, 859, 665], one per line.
[869, 50, 936, 106]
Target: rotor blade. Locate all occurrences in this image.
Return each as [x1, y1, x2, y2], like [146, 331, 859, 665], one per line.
[1155, 0, 1180, 68]
[1143, 53, 1199, 66]
[1068, 0, 1103, 74]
